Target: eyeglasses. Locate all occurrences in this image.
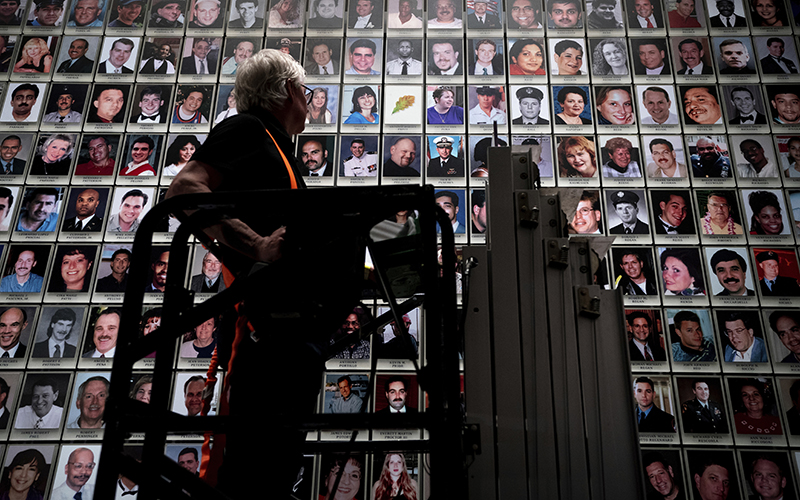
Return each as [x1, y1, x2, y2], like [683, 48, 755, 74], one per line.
[301, 84, 314, 105]
[68, 463, 96, 471]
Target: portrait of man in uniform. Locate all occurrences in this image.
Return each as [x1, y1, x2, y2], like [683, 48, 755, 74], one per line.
[614, 249, 657, 295]
[680, 378, 728, 433]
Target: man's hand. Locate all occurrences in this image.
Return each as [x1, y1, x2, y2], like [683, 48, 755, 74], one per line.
[255, 226, 286, 263]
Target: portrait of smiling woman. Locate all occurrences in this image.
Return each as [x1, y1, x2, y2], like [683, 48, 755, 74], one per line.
[595, 86, 635, 125]
[344, 85, 379, 124]
[557, 135, 597, 177]
[554, 85, 592, 125]
[0, 448, 50, 500]
[591, 38, 628, 76]
[509, 38, 546, 75]
[48, 246, 96, 293]
[13, 37, 52, 74]
[660, 247, 706, 296]
[30, 133, 75, 176]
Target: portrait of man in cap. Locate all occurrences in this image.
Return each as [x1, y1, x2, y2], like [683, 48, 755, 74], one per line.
[469, 86, 507, 125]
[42, 86, 84, 123]
[28, 0, 65, 25]
[149, 0, 184, 27]
[608, 190, 649, 234]
[189, 0, 223, 28]
[107, 0, 144, 27]
[428, 136, 465, 177]
[512, 87, 549, 125]
[756, 250, 800, 297]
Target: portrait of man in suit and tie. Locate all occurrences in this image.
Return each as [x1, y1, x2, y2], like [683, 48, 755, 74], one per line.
[759, 37, 799, 75]
[626, 0, 663, 28]
[31, 308, 81, 359]
[632, 39, 671, 76]
[634, 376, 676, 433]
[190, 250, 226, 293]
[303, 39, 339, 75]
[708, 0, 747, 27]
[675, 38, 714, 75]
[97, 37, 137, 74]
[0, 135, 29, 175]
[466, 0, 501, 27]
[726, 86, 768, 125]
[376, 376, 418, 414]
[627, 311, 666, 360]
[55, 38, 96, 73]
[180, 38, 219, 75]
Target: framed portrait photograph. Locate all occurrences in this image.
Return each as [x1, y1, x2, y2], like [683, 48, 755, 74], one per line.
[623, 309, 667, 363]
[137, 37, 181, 79]
[11, 35, 57, 80]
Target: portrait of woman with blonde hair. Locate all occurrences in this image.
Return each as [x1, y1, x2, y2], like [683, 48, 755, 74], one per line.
[13, 37, 52, 74]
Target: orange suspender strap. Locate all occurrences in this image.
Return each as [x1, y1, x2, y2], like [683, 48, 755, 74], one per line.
[199, 128, 298, 484]
[264, 127, 299, 189]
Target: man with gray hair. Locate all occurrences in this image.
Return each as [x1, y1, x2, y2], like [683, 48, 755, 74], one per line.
[68, 0, 104, 26]
[166, 49, 313, 497]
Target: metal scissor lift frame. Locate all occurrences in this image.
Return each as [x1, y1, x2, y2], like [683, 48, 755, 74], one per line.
[94, 184, 467, 499]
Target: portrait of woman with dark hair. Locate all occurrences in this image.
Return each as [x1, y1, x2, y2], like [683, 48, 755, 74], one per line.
[48, 246, 96, 293]
[344, 86, 379, 124]
[163, 135, 203, 176]
[748, 190, 786, 235]
[372, 453, 418, 500]
[426, 86, 463, 125]
[731, 378, 783, 435]
[595, 86, 635, 125]
[320, 454, 364, 500]
[554, 86, 591, 125]
[508, 39, 546, 75]
[0, 448, 49, 500]
[660, 247, 705, 296]
[750, 0, 788, 26]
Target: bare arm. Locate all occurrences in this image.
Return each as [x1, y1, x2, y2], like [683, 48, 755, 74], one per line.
[166, 160, 286, 263]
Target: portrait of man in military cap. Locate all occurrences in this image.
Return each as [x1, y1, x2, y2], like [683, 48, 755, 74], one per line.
[512, 86, 549, 125]
[428, 135, 465, 177]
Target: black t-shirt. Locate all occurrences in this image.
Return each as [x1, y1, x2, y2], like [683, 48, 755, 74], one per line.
[192, 109, 306, 193]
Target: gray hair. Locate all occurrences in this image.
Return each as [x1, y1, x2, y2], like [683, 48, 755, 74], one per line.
[235, 49, 305, 114]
